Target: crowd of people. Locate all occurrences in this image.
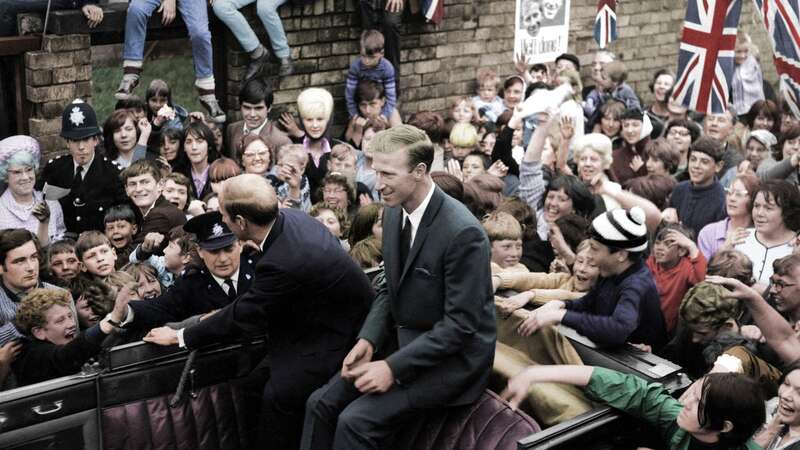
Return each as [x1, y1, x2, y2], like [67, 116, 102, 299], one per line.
[1, 0, 800, 446]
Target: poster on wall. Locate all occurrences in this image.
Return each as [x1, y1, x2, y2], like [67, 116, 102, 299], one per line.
[514, 0, 571, 64]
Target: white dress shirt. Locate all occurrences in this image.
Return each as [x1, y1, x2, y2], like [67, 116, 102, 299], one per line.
[211, 269, 240, 295]
[401, 182, 436, 247]
[73, 155, 94, 179]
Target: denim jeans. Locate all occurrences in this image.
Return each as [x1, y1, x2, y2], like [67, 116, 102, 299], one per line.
[0, 0, 50, 36]
[122, 0, 213, 78]
[212, 0, 290, 58]
[358, 0, 402, 75]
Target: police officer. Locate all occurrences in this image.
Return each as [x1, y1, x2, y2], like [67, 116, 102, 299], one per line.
[107, 211, 257, 331]
[37, 99, 128, 235]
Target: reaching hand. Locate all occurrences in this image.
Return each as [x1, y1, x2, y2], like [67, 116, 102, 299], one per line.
[559, 115, 575, 142]
[661, 207, 679, 223]
[137, 117, 152, 142]
[156, 155, 172, 173]
[158, 0, 176, 25]
[629, 155, 644, 172]
[186, 200, 207, 217]
[143, 327, 179, 346]
[342, 338, 374, 381]
[791, 153, 800, 168]
[188, 111, 206, 123]
[497, 292, 533, 316]
[548, 222, 571, 258]
[500, 368, 534, 410]
[81, 4, 103, 28]
[358, 193, 373, 207]
[110, 282, 137, 323]
[141, 232, 165, 253]
[0, 341, 22, 366]
[487, 160, 509, 178]
[588, 173, 608, 195]
[279, 112, 303, 138]
[740, 325, 766, 343]
[629, 342, 652, 353]
[507, 105, 525, 131]
[352, 116, 368, 131]
[722, 227, 749, 250]
[372, 115, 390, 130]
[278, 163, 302, 189]
[513, 53, 531, 76]
[446, 158, 464, 182]
[705, 275, 761, 302]
[31, 201, 50, 223]
[549, 257, 571, 274]
[517, 308, 565, 336]
[737, 160, 753, 174]
[385, 0, 403, 13]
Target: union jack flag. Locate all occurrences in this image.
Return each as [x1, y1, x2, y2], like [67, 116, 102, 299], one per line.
[671, 0, 743, 114]
[594, 0, 617, 49]
[422, 0, 444, 25]
[754, 0, 800, 119]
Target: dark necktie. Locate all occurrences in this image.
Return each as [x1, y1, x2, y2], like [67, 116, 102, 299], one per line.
[224, 278, 237, 301]
[72, 166, 83, 191]
[399, 216, 412, 267]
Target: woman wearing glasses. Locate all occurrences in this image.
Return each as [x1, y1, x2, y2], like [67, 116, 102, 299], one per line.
[697, 172, 759, 261]
[0, 136, 66, 246]
[320, 172, 358, 220]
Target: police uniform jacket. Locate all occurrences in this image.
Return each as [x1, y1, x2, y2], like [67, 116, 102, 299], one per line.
[126, 253, 256, 330]
[37, 154, 127, 234]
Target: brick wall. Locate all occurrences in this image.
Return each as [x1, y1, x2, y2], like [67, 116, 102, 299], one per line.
[25, 34, 93, 154]
[24, 0, 781, 154]
[227, 0, 779, 125]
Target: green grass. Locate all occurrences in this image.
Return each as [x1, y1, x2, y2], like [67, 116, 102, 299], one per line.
[92, 56, 203, 121]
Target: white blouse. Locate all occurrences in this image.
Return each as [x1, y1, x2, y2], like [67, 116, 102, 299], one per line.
[735, 228, 793, 285]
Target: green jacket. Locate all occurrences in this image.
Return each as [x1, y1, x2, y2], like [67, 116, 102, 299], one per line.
[585, 367, 763, 450]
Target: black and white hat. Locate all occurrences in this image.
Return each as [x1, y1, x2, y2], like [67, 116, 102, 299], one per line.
[590, 207, 648, 252]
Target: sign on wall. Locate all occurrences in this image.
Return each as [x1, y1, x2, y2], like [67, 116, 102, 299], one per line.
[514, 0, 571, 64]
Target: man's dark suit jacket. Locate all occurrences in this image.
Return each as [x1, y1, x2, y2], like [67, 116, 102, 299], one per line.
[360, 186, 496, 408]
[127, 253, 257, 330]
[183, 208, 373, 407]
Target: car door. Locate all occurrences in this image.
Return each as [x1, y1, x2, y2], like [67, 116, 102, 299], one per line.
[0, 372, 100, 450]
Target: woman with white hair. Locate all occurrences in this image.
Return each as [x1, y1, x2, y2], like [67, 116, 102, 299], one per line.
[0, 136, 65, 245]
[572, 133, 621, 211]
[297, 87, 335, 195]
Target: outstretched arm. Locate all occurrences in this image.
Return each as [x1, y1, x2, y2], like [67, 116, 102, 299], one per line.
[591, 174, 662, 233]
[501, 365, 593, 409]
[707, 275, 800, 364]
